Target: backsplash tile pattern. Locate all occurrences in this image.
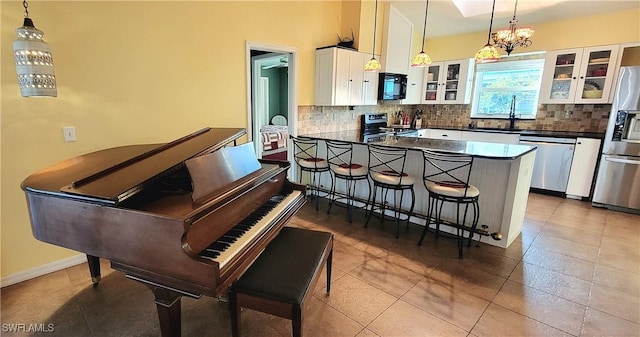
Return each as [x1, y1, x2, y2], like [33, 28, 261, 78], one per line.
[297, 103, 611, 135]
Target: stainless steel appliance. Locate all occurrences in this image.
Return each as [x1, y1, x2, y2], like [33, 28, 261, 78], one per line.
[593, 66, 640, 212]
[360, 113, 394, 142]
[519, 136, 576, 193]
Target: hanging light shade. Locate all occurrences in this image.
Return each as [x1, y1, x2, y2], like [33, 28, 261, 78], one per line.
[492, 0, 534, 55]
[13, 0, 57, 97]
[411, 0, 432, 67]
[364, 0, 382, 72]
[475, 0, 501, 64]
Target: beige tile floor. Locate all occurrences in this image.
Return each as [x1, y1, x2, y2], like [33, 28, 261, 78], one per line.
[2, 193, 639, 337]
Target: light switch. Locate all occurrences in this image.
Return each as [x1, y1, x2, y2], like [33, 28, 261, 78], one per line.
[63, 126, 76, 142]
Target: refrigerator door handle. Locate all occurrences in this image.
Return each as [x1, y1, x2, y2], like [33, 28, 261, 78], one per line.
[605, 157, 640, 165]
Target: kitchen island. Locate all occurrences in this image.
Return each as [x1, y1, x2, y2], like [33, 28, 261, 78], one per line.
[298, 130, 536, 248]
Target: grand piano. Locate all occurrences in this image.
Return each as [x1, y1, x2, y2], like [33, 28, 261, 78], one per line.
[21, 127, 306, 337]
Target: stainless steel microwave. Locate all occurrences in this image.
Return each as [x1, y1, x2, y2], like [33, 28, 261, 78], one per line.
[378, 72, 407, 100]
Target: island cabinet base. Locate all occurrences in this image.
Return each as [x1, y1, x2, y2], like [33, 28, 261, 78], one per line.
[296, 142, 536, 249]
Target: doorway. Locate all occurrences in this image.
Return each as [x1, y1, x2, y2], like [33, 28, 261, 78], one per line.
[246, 42, 298, 163]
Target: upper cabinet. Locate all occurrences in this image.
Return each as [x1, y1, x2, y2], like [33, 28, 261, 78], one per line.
[380, 4, 413, 74]
[315, 47, 378, 106]
[402, 66, 424, 105]
[539, 45, 620, 104]
[422, 58, 474, 104]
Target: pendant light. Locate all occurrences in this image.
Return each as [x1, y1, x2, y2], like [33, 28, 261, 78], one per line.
[13, 0, 57, 97]
[411, 0, 432, 67]
[492, 0, 534, 55]
[474, 0, 501, 64]
[364, 0, 382, 72]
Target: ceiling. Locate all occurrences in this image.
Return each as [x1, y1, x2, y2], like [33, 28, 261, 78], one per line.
[390, 0, 640, 39]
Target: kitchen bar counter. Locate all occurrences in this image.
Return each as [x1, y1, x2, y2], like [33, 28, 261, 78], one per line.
[302, 130, 535, 160]
[415, 126, 604, 139]
[298, 131, 536, 249]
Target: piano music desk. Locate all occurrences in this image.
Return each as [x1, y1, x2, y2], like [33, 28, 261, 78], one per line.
[229, 227, 333, 337]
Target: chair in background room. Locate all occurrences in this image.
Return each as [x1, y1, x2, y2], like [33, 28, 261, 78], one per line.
[291, 136, 329, 210]
[325, 140, 371, 222]
[365, 144, 416, 238]
[419, 150, 480, 259]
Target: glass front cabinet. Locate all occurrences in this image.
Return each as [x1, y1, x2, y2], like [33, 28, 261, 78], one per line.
[422, 58, 474, 104]
[540, 45, 620, 104]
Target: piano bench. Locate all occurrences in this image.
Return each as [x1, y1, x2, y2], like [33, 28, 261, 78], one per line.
[229, 227, 333, 337]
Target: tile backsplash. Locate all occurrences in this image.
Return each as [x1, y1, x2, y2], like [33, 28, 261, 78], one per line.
[296, 103, 611, 135]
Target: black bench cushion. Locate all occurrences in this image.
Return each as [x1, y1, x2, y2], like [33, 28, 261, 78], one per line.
[233, 227, 332, 305]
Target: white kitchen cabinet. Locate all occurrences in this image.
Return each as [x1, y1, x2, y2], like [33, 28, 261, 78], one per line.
[427, 129, 463, 140]
[461, 131, 520, 144]
[540, 45, 620, 104]
[380, 4, 413, 74]
[362, 69, 379, 105]
[416, 129, 430, 138]
[422, 58, 474, 104]
[402, 66, 424, 104]
[566, 137, 602, 198]
[315, 47, 378, 106]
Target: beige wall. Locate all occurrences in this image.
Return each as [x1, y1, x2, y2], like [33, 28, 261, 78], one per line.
[0, 0, 345, 277]
[1, 1, 639, 279]
[418, 8, 640, 61]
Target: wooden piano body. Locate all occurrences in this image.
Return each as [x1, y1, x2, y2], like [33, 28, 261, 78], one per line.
[21, 127, 306, 336]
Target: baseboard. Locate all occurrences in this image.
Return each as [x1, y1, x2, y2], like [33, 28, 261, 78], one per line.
[1, 254, 86, 288]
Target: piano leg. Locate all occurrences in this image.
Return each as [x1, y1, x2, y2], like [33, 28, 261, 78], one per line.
[149, 286, 182, 337]
[86, 254, 101, 287]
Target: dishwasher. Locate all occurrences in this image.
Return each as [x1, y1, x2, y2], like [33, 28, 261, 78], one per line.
[519, 136, 576, 193]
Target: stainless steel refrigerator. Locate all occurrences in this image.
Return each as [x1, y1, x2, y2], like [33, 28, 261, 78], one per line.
[593, 66, 640, 213]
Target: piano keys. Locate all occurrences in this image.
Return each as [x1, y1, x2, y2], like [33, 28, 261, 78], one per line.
[21, 127, 306, 337]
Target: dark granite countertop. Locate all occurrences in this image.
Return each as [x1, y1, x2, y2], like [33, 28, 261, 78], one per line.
[417, 126, 605, 139]
[300, 130, 536, 160]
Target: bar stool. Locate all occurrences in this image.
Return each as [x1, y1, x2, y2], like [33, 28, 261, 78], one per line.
[325, 140, 371, 222]
[365, 144, 416, 238]
[418, 150, 480, 259]
[291, 136, 329, 210]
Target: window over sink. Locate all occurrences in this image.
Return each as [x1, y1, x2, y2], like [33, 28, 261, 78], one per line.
[471, 57, 545, 120]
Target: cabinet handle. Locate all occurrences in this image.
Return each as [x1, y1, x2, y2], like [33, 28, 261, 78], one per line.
[577, 142, 582, 144]
[364, 80, 369, 83]
[573, 77, 577, 79]
[580, 76, 584, 79]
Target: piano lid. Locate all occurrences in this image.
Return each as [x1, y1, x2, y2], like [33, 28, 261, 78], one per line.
[186, 142, 262, 203]
[21, 128, 246, 205]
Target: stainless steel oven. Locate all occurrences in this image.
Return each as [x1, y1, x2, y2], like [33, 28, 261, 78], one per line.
[360, 113, 392, 142]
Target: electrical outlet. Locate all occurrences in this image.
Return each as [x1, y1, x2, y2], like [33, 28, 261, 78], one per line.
[63, 126, 76, 142]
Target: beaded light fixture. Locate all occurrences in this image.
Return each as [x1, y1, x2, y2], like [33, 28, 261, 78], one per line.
[13, 0, 57, 97]
[411, 0, 432, 67]
[364, 0, 382, 72]
[474, 0, 501, 64]
[492, 0, 534, 55]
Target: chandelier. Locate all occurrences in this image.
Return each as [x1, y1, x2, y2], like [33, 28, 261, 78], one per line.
[491, 0, 534, 55]
[13, 0, 57, 97]
[364, 0, 382, 72]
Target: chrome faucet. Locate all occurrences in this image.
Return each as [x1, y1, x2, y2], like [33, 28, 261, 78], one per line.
[508, 95, 517, 130]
